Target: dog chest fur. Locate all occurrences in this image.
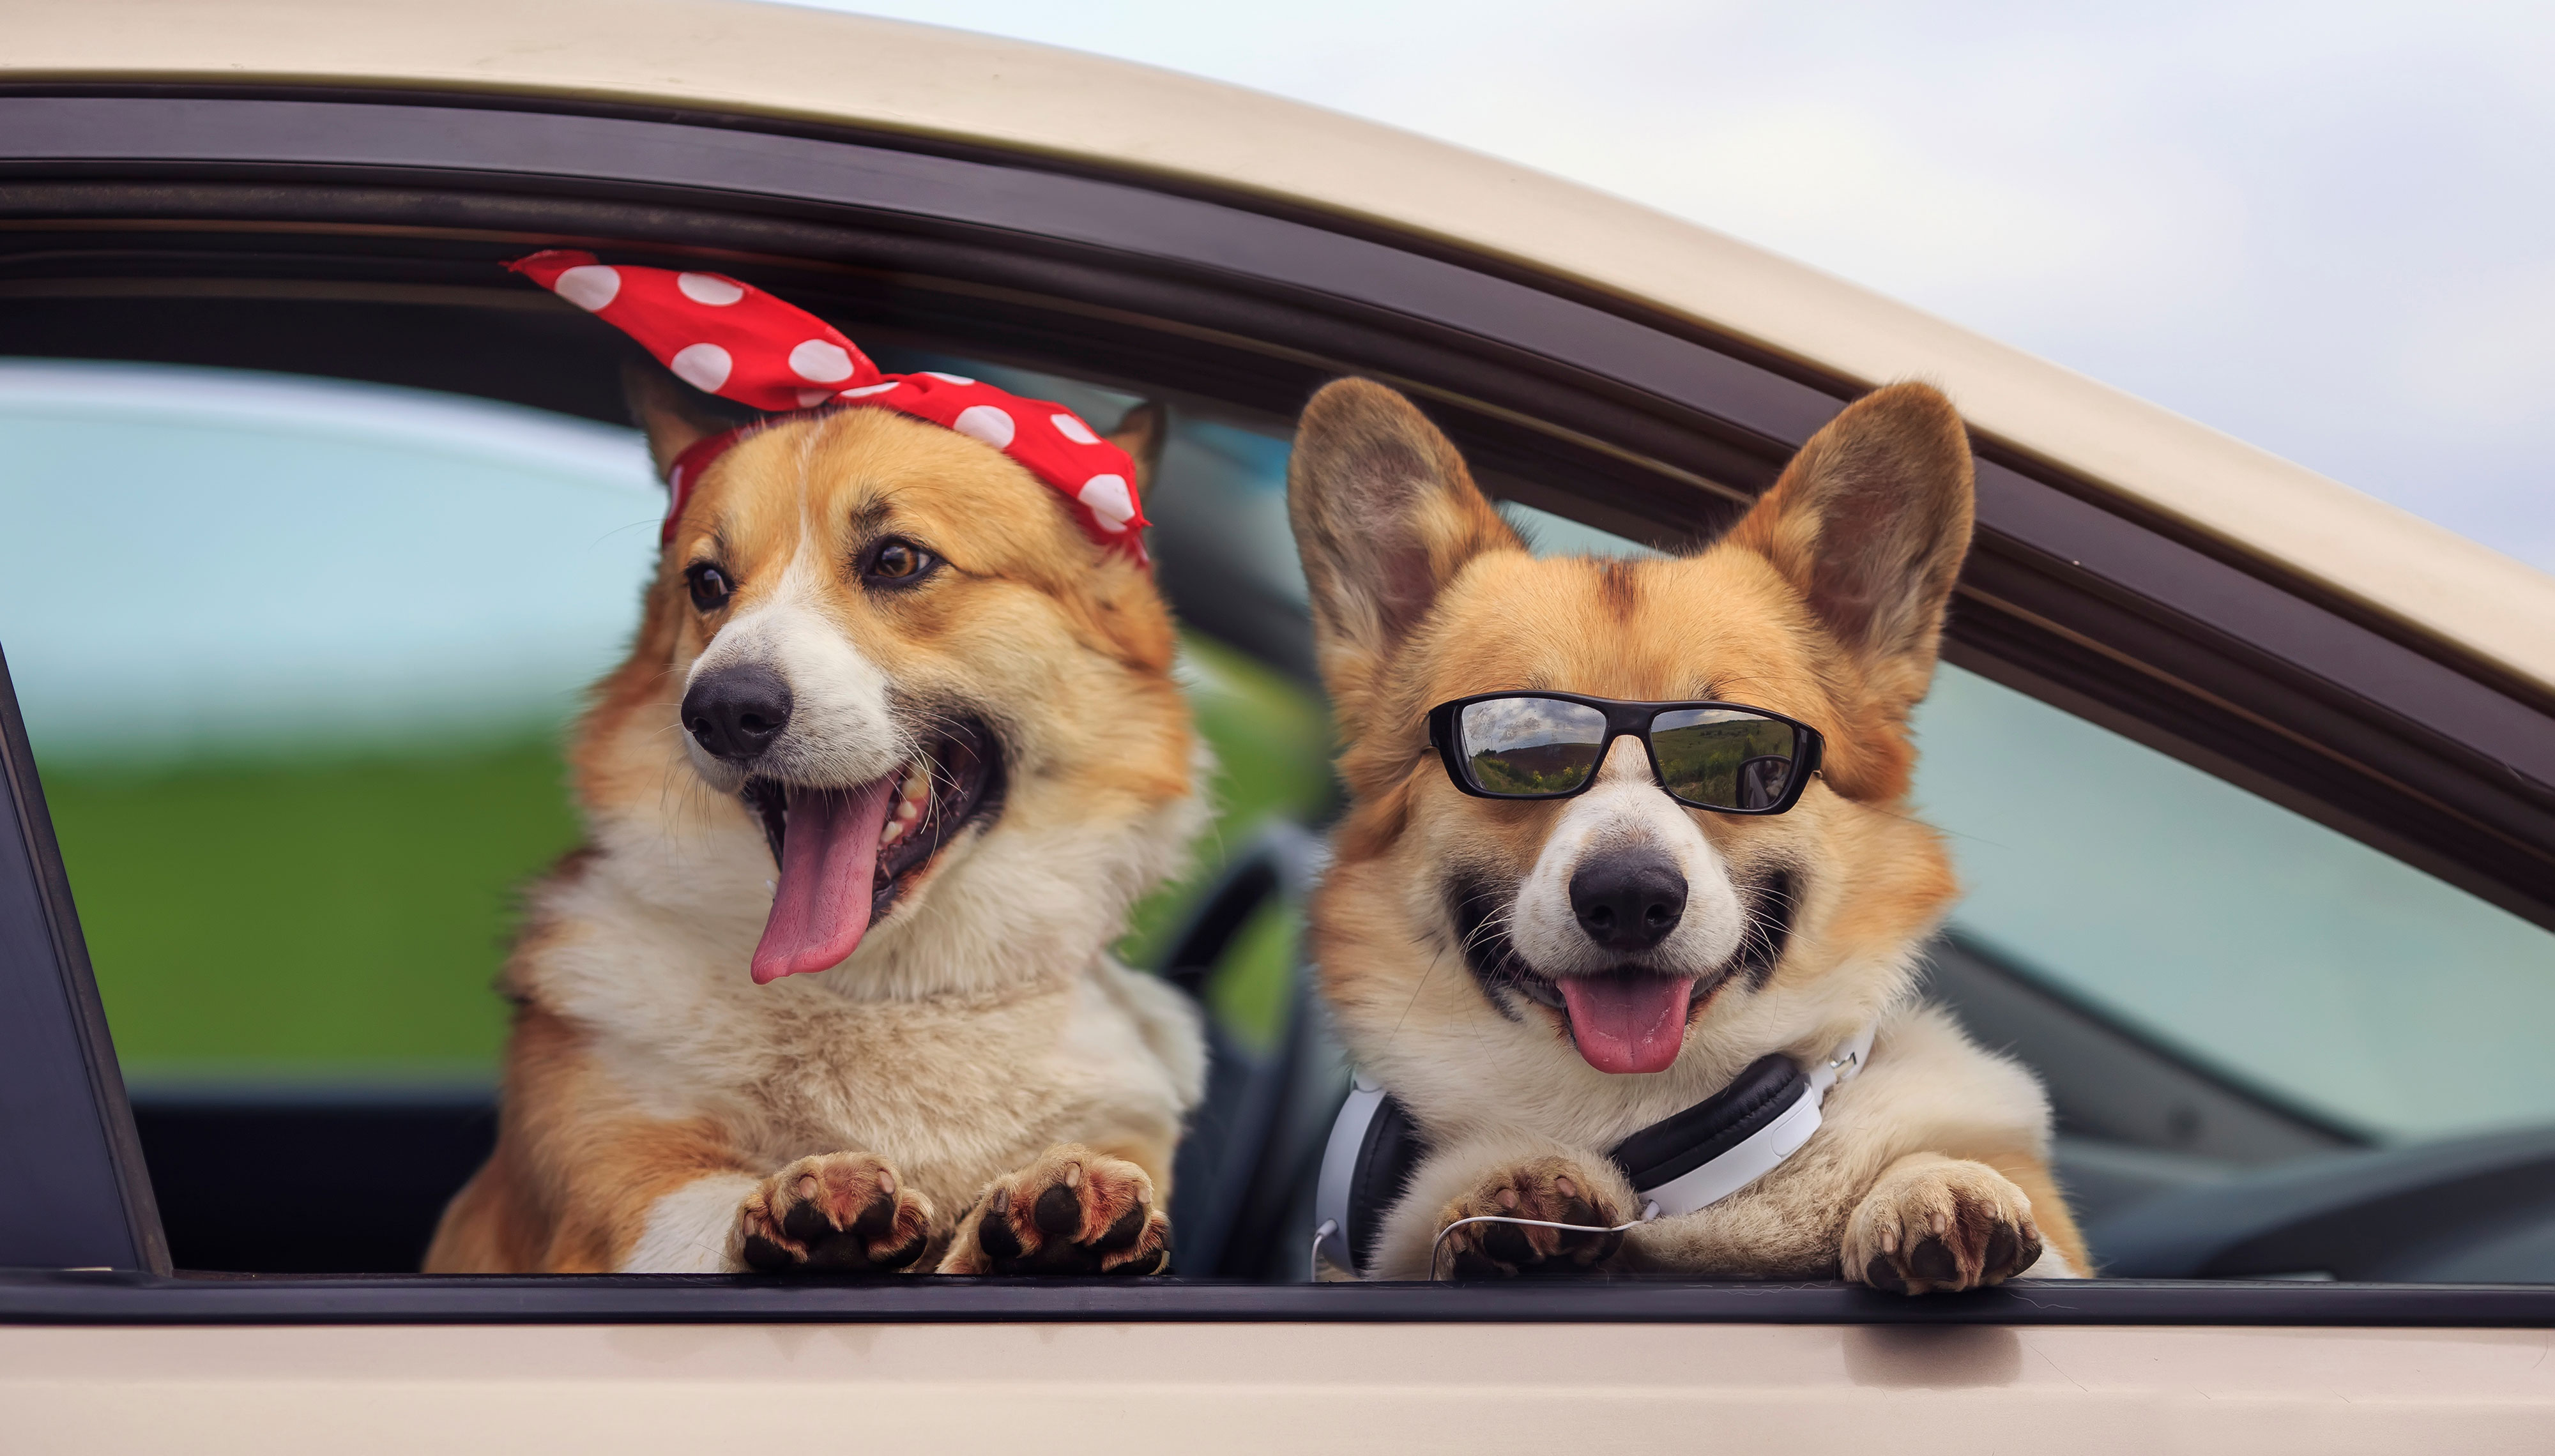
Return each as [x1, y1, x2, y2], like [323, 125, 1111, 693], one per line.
[512, 807, 1203, 1261]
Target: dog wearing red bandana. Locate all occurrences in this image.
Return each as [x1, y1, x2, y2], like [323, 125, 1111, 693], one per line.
[424, 255, 1199, 1275]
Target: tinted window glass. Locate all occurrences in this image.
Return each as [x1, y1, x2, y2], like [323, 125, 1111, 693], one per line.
[1913, 664, 2555, 1141]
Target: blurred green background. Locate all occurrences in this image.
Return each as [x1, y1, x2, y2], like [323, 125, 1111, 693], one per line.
[43, 632, 1326, 1079]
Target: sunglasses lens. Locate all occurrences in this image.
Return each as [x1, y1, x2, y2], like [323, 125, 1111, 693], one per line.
[1651, 709, 1801, 810]
[1458, 697, 1610, 796]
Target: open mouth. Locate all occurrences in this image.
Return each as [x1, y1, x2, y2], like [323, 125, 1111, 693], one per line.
[737, 718, 1004, 984]
[1510, 968, 1700, 1075]
[1452, 868, 1797, 1076]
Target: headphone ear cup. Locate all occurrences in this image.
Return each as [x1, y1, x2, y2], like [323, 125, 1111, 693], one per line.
[1608, 1053, 1807, 1191]
[1346, 1095, 1430, 1277]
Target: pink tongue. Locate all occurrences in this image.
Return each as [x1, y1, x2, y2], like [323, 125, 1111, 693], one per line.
[1557, 975, 1698, 1074]
[749, 777, 897, 985]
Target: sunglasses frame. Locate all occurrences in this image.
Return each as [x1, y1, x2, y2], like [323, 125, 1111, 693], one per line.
[1426, 691, 1826, 815]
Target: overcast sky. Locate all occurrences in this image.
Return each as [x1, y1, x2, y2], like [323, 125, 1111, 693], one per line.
[794, 0, 2554, 572]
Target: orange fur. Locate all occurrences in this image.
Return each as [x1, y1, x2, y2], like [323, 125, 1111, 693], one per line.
[1982, 1150, 2093, 1274]
[1290, 379, 2081, 1287]
[427, 399, 1203, 1274]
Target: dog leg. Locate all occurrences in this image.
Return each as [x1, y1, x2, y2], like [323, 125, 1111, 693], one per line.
[1433, 1156, 1632, 1278]
[737, 1152, 936, 1274]
[934, 1142, 1171, 1275]
[1841, 1151, 2045, 1294]
[1365, 1134, 1642, 1280]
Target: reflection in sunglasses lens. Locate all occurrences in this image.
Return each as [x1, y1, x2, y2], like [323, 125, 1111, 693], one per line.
[1651, 709, 1797, 810]
[1460, 697, 1608, 796]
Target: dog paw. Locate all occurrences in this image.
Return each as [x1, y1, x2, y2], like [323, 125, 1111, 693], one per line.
[739, 1152, 935, 1274]
[935, 1143, 1171, 1275]
[1843, 1155, 2043, 1295]
[1432, 1156, 1626, 1279]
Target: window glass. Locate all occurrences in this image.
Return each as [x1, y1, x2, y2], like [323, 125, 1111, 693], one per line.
[1911, 664, 2555, 1141]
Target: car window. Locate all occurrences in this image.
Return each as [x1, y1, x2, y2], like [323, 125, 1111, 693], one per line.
[12, 345, 2549, 1288]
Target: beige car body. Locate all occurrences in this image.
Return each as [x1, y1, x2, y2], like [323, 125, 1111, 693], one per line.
[6, 1, 2553, 1448]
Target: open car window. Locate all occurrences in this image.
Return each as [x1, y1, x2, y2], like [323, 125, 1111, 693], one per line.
[15, 351, 2552, 1292]
[2, 89, 2551, 1326]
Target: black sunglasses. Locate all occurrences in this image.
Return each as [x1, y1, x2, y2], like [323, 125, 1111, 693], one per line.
[1426, 692, 1824, 815]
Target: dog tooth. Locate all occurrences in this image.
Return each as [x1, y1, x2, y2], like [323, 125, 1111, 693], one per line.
[880, 820, 904, 845]
[896, 800, 920, 822]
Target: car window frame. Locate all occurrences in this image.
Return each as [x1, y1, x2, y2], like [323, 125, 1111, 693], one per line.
[3, 87, 2552, 1325]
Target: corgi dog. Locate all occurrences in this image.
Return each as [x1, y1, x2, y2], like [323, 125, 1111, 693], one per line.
[1288, 379, 2086, 1289]
[425, 381, 1203, 1277]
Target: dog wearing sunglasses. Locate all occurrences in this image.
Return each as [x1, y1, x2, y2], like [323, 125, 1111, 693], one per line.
[1289, 378, 2086, 1288]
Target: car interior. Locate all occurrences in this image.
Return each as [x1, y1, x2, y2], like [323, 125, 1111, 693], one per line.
[5, 126, 2554, 1296]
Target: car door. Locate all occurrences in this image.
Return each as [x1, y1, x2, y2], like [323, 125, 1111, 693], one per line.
[3, 11, 2554, 1448]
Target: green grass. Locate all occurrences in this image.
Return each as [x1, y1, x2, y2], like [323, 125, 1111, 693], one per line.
[44, 739, 581, 1079]
[46, 635, 1332, 1082]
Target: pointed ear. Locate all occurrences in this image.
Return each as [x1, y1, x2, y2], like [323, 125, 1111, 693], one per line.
[1106, 400, 1167, 499]
[1286, 379, 1522, 714]
[623, 362, 729, 478]
[1728, 381, 1976, 718]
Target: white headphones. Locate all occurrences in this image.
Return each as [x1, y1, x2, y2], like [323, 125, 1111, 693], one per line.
[1313, 1024, 1876, 1278]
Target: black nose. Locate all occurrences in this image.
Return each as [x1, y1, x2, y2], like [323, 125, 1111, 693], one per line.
[1569, 849, 1688, 952]
[682, 664, 793, 764]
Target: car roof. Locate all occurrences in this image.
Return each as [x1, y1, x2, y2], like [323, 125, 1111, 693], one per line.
[12, 0, 2554, 697]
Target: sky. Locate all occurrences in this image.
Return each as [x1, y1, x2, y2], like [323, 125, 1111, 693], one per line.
[791, 0, 2555, 572]
[0, 362, 662, 761]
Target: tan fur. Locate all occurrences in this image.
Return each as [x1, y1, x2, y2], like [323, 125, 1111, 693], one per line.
[1288, 378, 2087, 1287]
[426, 400, 1203, 1274]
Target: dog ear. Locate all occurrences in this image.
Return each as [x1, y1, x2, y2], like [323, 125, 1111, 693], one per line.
[1727, 381, 1976, 718]
[1287, 379, 1523, 708]
[623, 361, 731, 479]
[1106, 400, 1168, 497]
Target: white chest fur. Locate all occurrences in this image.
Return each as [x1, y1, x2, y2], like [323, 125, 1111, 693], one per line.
[530, 865, 1205, 1240]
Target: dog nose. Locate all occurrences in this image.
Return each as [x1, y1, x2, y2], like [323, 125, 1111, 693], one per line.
[1569, 849, 1688, 952]
[682, 664, 794, 763]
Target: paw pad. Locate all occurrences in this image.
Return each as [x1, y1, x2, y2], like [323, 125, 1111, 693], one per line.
[1435, 1158, 1624, 1279]
[941, 1144, 1173, 1276]
[1844, 1158, 2044, 1295]
[740, 1152, 934, 1275]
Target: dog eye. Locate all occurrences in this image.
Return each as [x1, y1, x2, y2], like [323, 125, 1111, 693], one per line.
[685, 563, 733, 611]
[864, 539, 937, 586]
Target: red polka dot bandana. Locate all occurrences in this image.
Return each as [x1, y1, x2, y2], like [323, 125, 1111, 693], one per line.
[503, 250, 1149, 561]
